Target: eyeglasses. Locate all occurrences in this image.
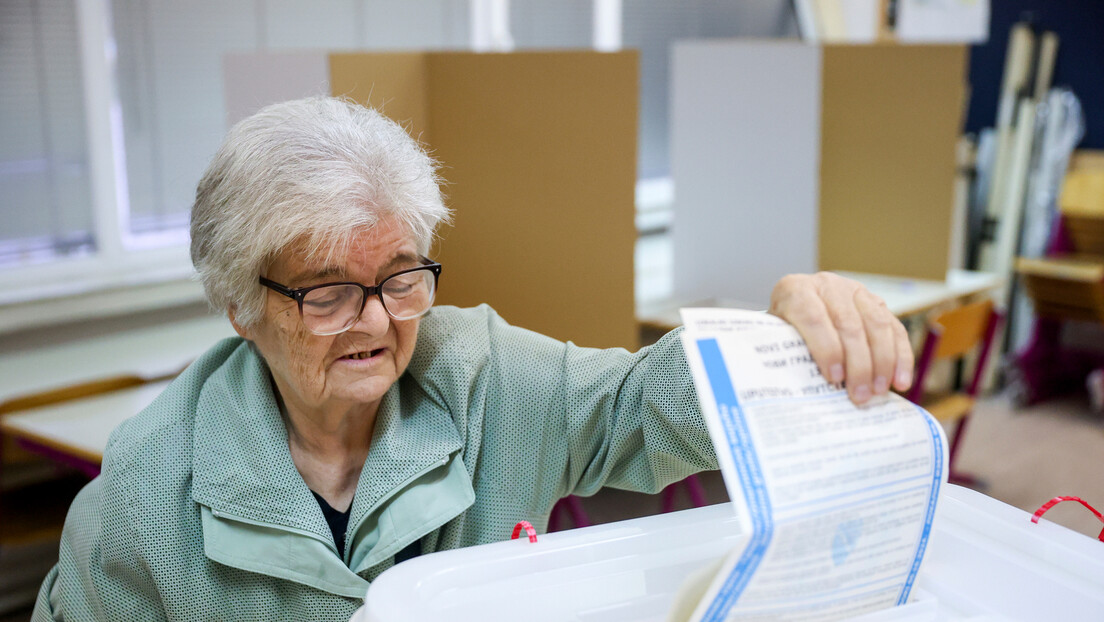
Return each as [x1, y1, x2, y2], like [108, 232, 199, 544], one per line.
[259, 257, 442, 336]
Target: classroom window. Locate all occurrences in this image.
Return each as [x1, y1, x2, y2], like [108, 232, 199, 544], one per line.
[110, 0, 468, 239]
[0, 0, 96, 266]
[0, 0, 467, 311]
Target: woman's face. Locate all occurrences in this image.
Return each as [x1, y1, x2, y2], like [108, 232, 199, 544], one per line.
[233, 218, 424, 418]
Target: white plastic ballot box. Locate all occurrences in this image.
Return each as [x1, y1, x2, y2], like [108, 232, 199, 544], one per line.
[350, 485, 1104, 621]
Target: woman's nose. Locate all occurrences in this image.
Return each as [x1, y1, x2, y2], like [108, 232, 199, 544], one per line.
[349, 295, 391, 334]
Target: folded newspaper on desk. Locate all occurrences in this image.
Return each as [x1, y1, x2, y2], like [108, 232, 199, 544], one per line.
[671, 308, 948, 622]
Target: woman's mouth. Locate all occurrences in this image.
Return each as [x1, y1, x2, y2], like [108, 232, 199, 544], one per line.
[341, 348, 384, 361]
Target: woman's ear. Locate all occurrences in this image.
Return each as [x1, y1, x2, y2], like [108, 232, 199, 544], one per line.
[227, 306, 251, 340]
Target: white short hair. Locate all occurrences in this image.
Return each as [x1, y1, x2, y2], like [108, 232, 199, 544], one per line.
[190, 97, 450, 327]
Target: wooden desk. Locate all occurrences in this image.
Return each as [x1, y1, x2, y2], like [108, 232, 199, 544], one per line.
[0, 314, 234, 478]
[637, 269, 1003, 336]
[0, 380, 171, 477]
[836, 269, 1003, 317]
[0, 315, 235, 407]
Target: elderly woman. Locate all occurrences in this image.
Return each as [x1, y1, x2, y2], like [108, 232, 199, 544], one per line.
[34, 97, 912, 621]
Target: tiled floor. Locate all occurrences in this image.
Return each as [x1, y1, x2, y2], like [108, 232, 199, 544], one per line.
[953, 392, 1104, 538]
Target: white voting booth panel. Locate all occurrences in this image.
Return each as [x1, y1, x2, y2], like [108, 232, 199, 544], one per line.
[351, 485, 1104, 622]
[670, 41, 821, 310]
[670, 42, 967, 308]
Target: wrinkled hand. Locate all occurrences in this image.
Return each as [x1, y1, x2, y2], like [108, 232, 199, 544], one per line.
[769, 272, 913, 405]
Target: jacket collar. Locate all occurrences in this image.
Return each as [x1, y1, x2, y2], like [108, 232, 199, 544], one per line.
[192, 340, 472, 589]
[191, 342, 322, 533]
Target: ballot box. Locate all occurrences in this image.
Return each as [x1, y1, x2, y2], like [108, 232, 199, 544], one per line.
[350, 485, 1104, 621]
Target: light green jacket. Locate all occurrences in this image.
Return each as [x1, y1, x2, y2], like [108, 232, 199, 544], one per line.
[34, 305, 715, 621]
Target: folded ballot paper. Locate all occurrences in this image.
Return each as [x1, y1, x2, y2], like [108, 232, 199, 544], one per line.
[670, 308, 948, 622]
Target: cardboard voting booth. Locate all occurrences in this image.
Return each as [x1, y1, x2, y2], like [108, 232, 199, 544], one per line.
[225, 50, 639, 350]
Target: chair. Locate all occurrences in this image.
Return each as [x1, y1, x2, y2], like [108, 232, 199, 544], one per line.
[547, 496, 591, 532]
[548, 475, 709, 532]
[1011, 159, 1104, 404]
[906, 299, 1003, 486]
[659, 475, 708, 513]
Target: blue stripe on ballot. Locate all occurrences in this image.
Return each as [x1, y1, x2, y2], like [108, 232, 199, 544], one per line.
[697, 338, 774, 622]
[896, 405, 944, 605]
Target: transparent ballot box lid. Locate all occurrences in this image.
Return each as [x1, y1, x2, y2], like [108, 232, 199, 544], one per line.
[351, 485, 1104, 622]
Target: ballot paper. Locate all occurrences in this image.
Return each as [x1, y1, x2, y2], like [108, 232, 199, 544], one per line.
[672, 308, 947, 622]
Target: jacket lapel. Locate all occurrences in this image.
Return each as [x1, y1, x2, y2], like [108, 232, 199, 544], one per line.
[199, 506, 370, 598]
[346, 375, 474, 573]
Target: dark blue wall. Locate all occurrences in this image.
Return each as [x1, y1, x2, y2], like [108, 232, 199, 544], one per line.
[964, 1, 1104, 148]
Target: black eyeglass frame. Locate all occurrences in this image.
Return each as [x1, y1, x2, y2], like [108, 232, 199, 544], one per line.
[258, 256, 442, 332]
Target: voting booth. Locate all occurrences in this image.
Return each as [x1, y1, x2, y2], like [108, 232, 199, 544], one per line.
[224, 50, 639, 350]
[351, 486, 1104, 621]
[670, 42, 968, 307]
